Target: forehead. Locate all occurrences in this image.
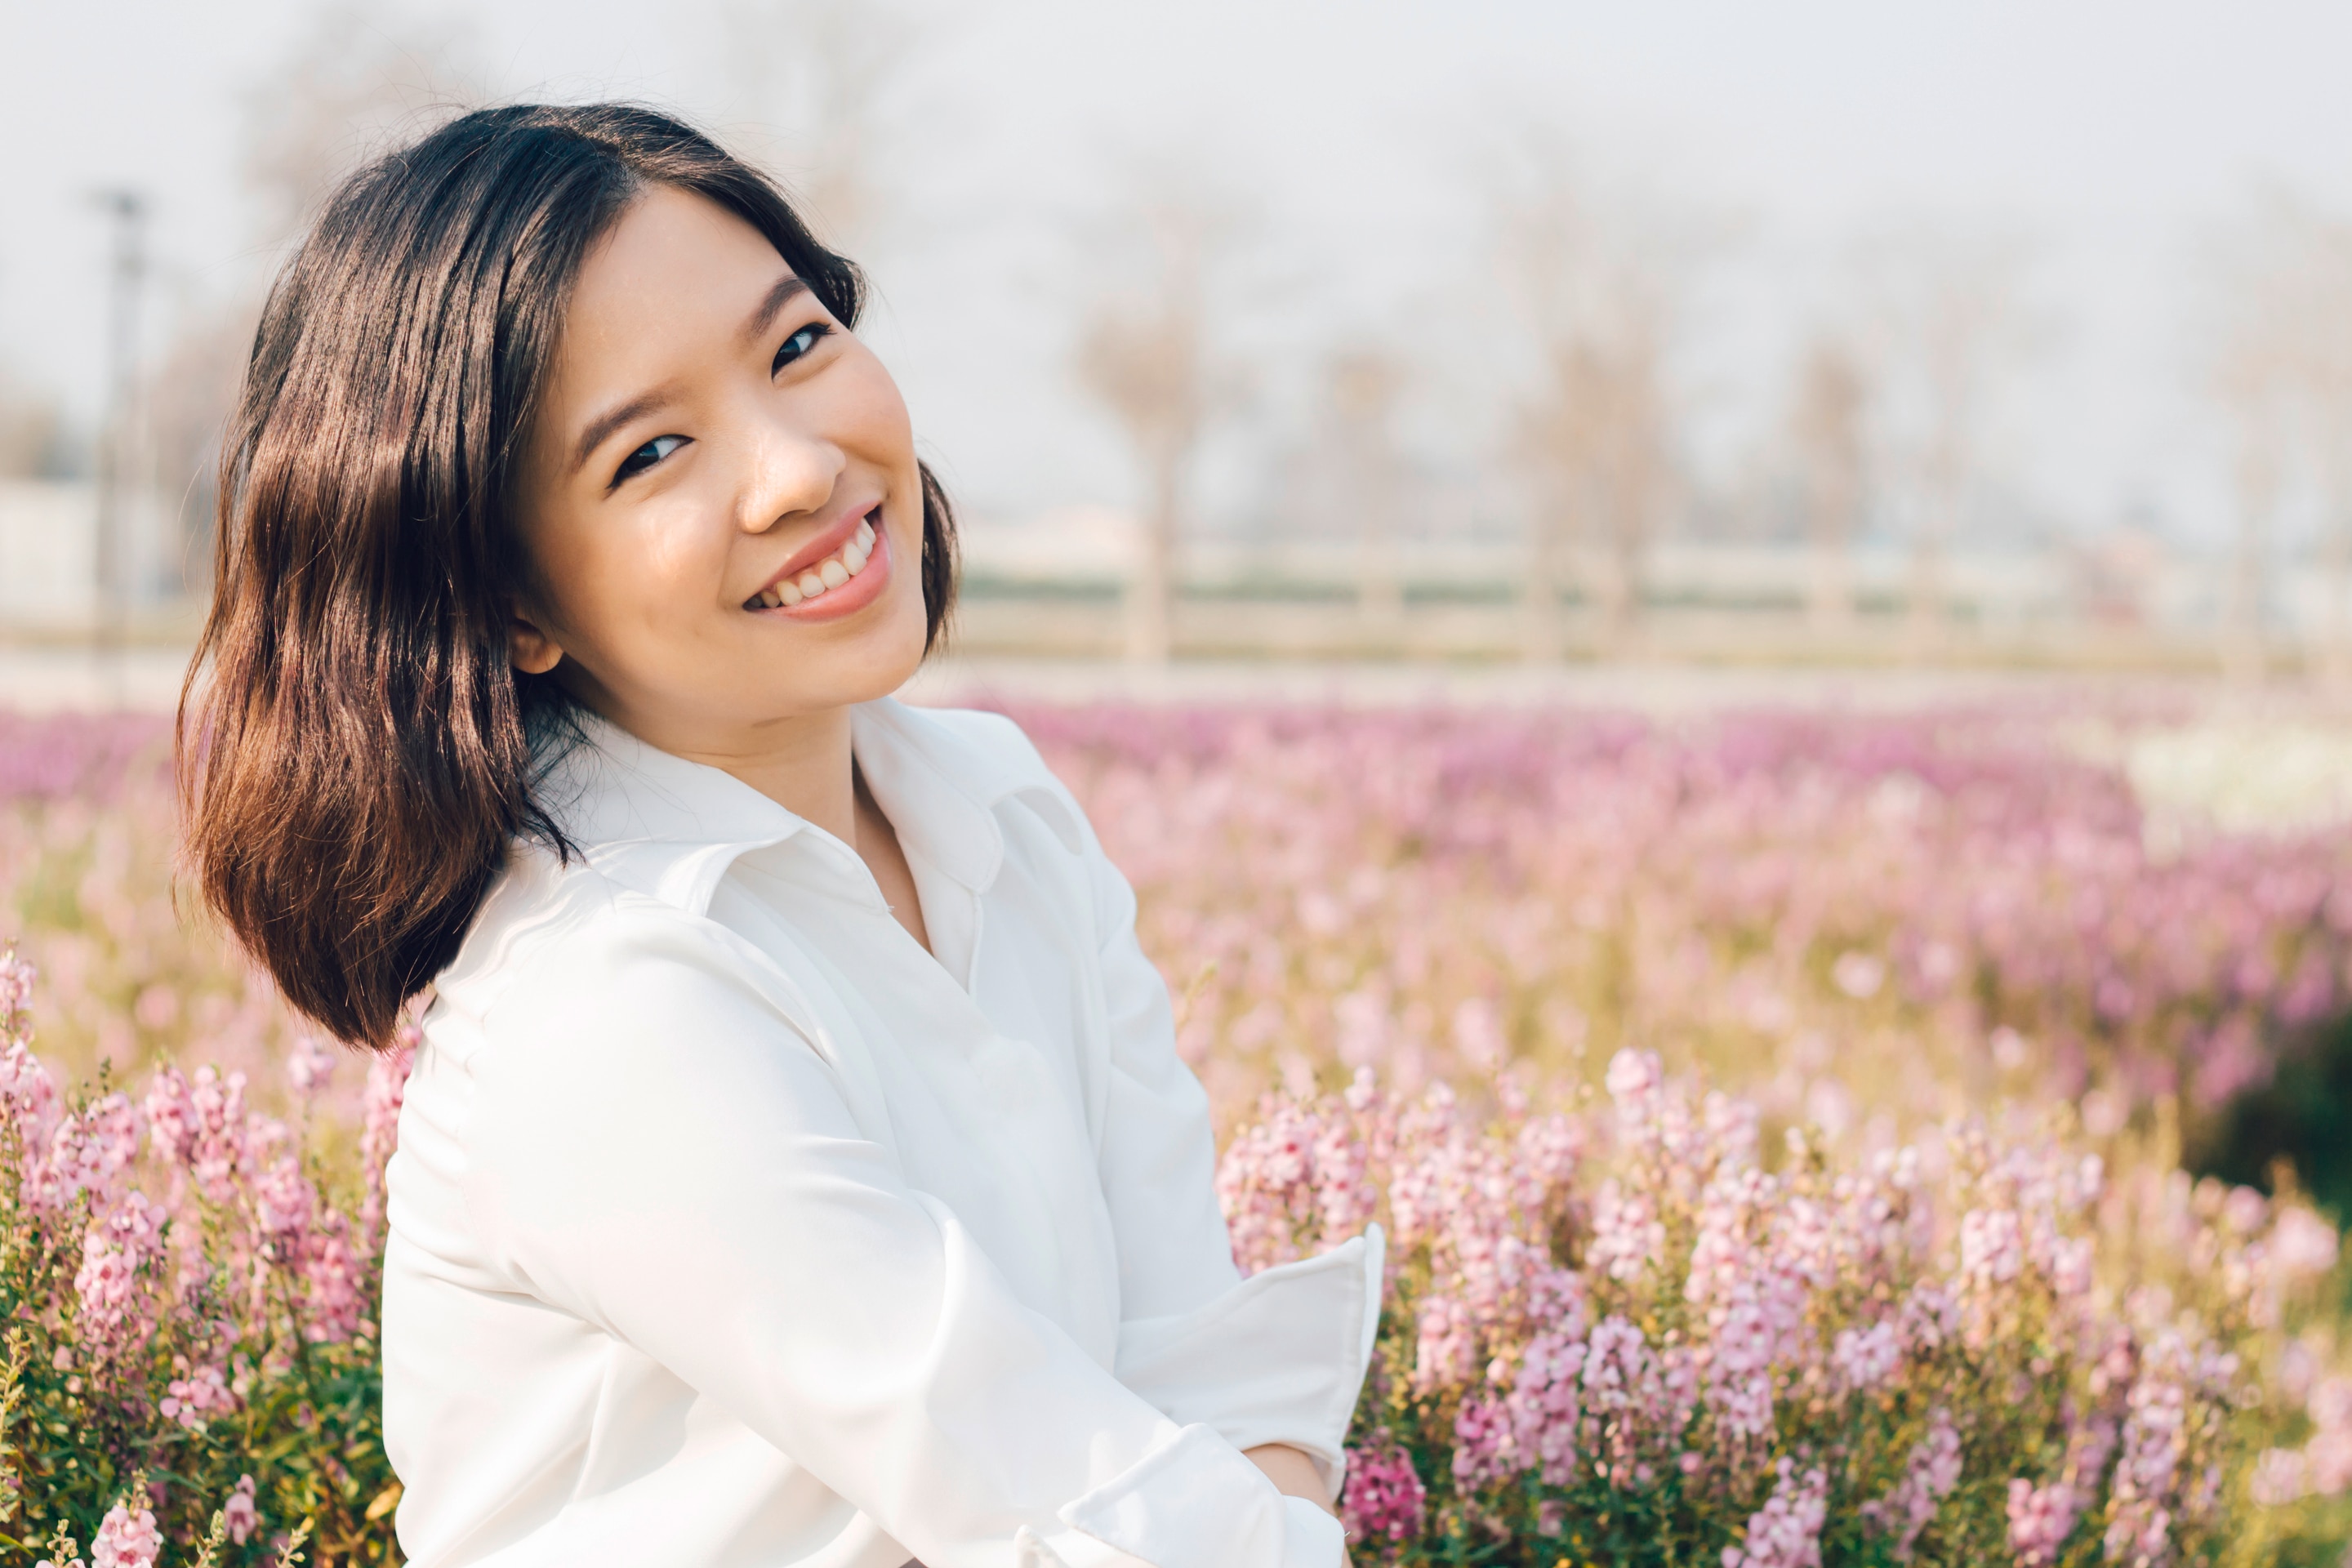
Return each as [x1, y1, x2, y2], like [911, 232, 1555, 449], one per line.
[555, 185, 788, 375]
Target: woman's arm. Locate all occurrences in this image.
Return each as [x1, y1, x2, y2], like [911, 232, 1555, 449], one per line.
[1076, 804, 1383, 1500]
[1247, 1444, 1335, 1512]
[1248, 1446, 1352, 1568]
[456, 911, 1343, 1568]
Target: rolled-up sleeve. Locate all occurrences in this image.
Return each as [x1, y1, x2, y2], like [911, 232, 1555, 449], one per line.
[464, 912, 1341, 1568]
[1081, 833, 1383, 1496]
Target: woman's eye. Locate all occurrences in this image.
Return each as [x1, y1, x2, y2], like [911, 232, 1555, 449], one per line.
[615, 434, 686, 483]
[773, 323, 831, 375]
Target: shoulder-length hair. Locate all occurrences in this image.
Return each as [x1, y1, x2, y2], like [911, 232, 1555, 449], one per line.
[180, 103, 959, 1050]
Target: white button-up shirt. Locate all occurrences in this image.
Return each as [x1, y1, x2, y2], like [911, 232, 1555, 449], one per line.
[381, 699, 1381, 1568]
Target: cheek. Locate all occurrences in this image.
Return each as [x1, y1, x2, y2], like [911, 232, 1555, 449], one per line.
[537, 497, 715, 644]
[833, 349, 917, 467]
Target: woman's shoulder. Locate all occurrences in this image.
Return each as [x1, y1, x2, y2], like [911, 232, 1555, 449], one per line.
[430, 840, 761, 1047]
[887, 701, 1053, 780]
[874, 701, 1092, 852]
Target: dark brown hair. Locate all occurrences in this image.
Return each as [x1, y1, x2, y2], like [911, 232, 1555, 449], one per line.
[180, 104, 959, 1049]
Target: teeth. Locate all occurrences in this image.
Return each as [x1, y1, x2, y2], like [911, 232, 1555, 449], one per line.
[753, 516, 881, 609]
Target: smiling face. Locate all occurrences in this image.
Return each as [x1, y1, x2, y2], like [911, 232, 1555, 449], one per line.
[509, 184, 929, 755]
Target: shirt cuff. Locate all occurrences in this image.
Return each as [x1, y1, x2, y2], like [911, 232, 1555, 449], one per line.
[1036, 1423, 1348, 1568]
[1112, 1227, 1385, 1499]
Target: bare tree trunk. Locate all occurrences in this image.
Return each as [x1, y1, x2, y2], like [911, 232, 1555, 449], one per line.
[1356, 496, 1402, 637]
[1326, 350, 1405, 641]
[2223, 427, 2278, 684]
[1594, 510, 1641, 657]
[2317, 442, 2352, 693]
[1074, 180, 1235, 670]
[2322, 501, 2352, 693]
[1126, 457, 1179, 664]
[1793, 339, 1866, 638]
[1352, 418, 1404, 640]
[1522, 487, 1570, 663]
[2322, 507, 2352, 693]
[1806, 530, 1853, 636]
[1904, 508, 1947, 661]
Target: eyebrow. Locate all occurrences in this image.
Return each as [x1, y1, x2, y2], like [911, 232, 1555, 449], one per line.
[568, 274, 813, 477]
[572, 380, 684, 476]
[738, 273, 810, 349]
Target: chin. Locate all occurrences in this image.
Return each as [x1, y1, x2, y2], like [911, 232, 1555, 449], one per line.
[817, 604, 932, 705]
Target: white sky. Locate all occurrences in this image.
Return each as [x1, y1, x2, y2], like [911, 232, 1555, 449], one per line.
[7, 0, 2352, 546]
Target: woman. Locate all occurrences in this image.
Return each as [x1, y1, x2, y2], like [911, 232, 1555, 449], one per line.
[181, 105, 1379, 1567]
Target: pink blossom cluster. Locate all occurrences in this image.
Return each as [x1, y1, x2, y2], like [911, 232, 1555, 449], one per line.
[1724, 1459, 1829, 1568]
[1009, 704, 2352, 1143]
[1221, 1048, 2352, 1563]
[1339, 1430, 1428, 1546]
[0, 941, 413, 1553]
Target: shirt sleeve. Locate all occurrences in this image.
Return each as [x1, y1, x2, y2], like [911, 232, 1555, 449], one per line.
[1080, 826, 1383, 1498]
[461, 910, 1343, 1568]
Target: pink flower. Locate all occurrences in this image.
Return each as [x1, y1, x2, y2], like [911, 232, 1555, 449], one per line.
[1503, 1329, 1585, 1485]
[161, 1358, 237, 1432]
[1832, 1321, 1904, 1392]
[0, 945, 34, 1023]
[2270, 1207, 2340, 1281]
[287, 1034, 337, 1096]
[1604, 1049, 1664, 1142]
[1723, 1459, 1828, 1568]
[252, 1156, 315, 1239]
[2301, 1376, 2352, 1494]
[2249, 1448, 2305, 1506]
[37, 1094, 144, 1211]
[143, 1063, 256, 1202]
[89, 1494, 161, 1568]
[1586, 1180, 1663, 1283]
[221, 1475, 260, 1545]
[1339, 1433, 1425, 1546]
[1831, 950, 1886, 1000]
[1958, 1208, 2026, 1292]
[1860, 1408, 1961, 1559]
[1450, 1391, 1511, 1488]
[2006, 1478, 2080, 1566]
[1412, 1294, 1477, 1393]
[0, 1038, 65, 1188]
[301, 1215, 368, 1343]
[74, 1192, 167, 1361]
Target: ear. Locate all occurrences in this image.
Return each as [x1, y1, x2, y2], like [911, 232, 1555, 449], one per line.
[507, 603, 564, 675]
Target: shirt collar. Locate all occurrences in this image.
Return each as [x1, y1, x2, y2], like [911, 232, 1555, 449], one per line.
[532, 698, 1080, 916]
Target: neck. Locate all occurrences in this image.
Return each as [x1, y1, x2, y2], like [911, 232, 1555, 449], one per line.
[697, 708, 860, 844]
[598, 699, 862, 846]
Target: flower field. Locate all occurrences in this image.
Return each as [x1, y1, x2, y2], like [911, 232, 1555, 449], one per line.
[2, 700, 2350, 1565]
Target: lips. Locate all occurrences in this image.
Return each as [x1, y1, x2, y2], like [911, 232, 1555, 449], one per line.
[745, 507, 880, 610]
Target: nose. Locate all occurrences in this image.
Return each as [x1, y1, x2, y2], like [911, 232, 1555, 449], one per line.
[737, 402, 845, 536]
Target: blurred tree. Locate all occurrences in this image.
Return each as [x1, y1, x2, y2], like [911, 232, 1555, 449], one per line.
[1786, 332, 1869, 637]
[242, 5, 486, 247]
[2212, 335, 2289, 685]
[2203, 193, 2347, 684]
[2231, 196, 2352, 688]
[722, 0, 927, 265]
[0, 381, 74, 480]
[141, 6, 488, 590]
[1073, 176, 1248, 665]
[1490, 129, 1689, 662]
[1857, 234, 2026, 660]
[1323, 346, 1408, 631]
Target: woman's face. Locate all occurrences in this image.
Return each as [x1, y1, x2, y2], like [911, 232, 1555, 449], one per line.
[510, 185, 929, 751]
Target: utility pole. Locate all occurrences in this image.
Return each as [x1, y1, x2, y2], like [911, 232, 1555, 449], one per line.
[91, 189, 146, 685]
